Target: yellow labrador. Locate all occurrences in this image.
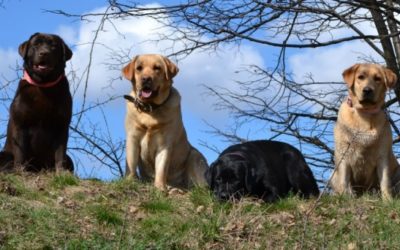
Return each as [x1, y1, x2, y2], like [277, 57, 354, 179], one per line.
[122, 54, 208, 190]
[331, 63, 400, 200]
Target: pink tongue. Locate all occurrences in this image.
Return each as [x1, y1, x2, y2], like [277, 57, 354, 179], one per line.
[141, 89, 152, 98]
[36, 65, 48, 70]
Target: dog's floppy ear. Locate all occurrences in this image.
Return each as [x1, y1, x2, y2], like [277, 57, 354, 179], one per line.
[18, 41, 29, 59]
[205, 162, 216, 188]
[52, 34, 73, 62]
[62, 40, 73, 62]
[383, 67, 398, 89]
[342, 64, 360, 88]
[244, 162, 256, 193]
[162, 56, 179, 81]
[18, 32, 39, 59]
[122, 56, 138, 82]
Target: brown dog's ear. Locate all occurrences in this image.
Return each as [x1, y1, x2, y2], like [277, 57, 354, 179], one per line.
[383, 67, 398, 89]
[18, 41, 29, 58]
[162, 56, 179, 81]
[53, 34, 73, 62]
[122, 56, 138, 82]
[342, 64, 360, 88]
[18, 32, 40, 59]
[62, 41, 73, 62]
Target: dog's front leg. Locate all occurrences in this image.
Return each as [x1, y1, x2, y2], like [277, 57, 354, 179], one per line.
[331, 161, 354, 196]
[54, 128, 70, 173]
[12, 127, 29, 170]
[154, 148, 170, 191]
[378, 160, 393, 201]
[126, 134, 139, 179]
[55, 143, 69, 174]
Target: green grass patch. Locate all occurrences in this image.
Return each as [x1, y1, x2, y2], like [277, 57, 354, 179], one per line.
[50, 173, 79, 189]
[0, 174, 28, 196]
[189, 186, 215, 207]
[110, 178, 140, 193]
[141, 199, 174, 213]
[90, 204, 123, 226]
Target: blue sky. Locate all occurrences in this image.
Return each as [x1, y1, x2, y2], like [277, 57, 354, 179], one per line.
[0, 0, 257, 179]
[0, 1, 380, 181]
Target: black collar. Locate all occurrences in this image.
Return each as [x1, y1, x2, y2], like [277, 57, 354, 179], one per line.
[124, 91, 172, 113]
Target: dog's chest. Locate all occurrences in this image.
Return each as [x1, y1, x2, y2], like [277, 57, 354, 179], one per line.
[134, 116, 171, 165]
[14, 84, 71, 123]
[140, 131, 161, 162]
[335, 123, 382, 186]
[347, 144, 379, 186]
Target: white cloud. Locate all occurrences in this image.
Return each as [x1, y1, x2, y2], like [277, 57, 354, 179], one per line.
[55, 25, 78, 45]
[289, 41, 381, 83]
[58, 5, 265, 122]
[49, 4, 267, 171]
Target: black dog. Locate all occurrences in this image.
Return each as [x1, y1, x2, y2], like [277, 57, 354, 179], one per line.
[0, 33, 74, 172]
[205, 140, 319, 202]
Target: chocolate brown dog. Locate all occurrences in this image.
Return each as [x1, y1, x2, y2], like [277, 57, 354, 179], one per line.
[0, 33, 74, 172]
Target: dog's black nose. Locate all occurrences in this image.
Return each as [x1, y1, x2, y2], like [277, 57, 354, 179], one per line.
[141, 76, 152, 84]
[218, 192, 230, 200]
[38, 49, 50, 57]
[362, 87, 373, 98]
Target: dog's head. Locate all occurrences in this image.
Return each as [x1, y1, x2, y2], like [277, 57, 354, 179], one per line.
[205, 154, 255, 201]
[19, 33, 72, 82]
[343, 64, 397, 111]
[122, 54, 179, 104]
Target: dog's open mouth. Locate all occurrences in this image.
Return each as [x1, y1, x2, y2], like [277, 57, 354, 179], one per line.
[138, 86, 159, 100]
[33, 63, 53, 73]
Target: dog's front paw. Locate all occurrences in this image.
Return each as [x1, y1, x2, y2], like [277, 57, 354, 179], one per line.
[340, 187, 355, 198]
[154, 181, 167, 191]
[332, 186, 354, 197]
[167, 186, 185, 196]
[126, 172, 137, 180]
[382, 189, 393, 201]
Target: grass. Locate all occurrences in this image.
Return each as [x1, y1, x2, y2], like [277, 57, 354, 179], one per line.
[1, 172, 400, 249]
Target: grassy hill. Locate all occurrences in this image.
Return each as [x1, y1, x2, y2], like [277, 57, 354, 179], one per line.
[1, 172, 400, 249]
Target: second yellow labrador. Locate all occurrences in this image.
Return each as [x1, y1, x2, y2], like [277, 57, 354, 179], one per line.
[331, 63, 400, 200]
[122, 54, 208, 190]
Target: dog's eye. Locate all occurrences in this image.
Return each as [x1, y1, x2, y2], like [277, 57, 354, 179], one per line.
[49, 42, 57, 49]
[153, 65, 161, 71]
[136, 65, 143, 71]
[357, 75, 365, 80]
[33, 41, 42, 47]
[374, 76, 382, 82]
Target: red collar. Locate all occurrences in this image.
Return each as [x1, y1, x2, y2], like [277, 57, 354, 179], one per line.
[347, 96, 381, 115]
[23, 70, 64, 88]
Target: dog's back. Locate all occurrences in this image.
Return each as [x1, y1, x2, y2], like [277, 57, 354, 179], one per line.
[228, 140, 319, 197]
